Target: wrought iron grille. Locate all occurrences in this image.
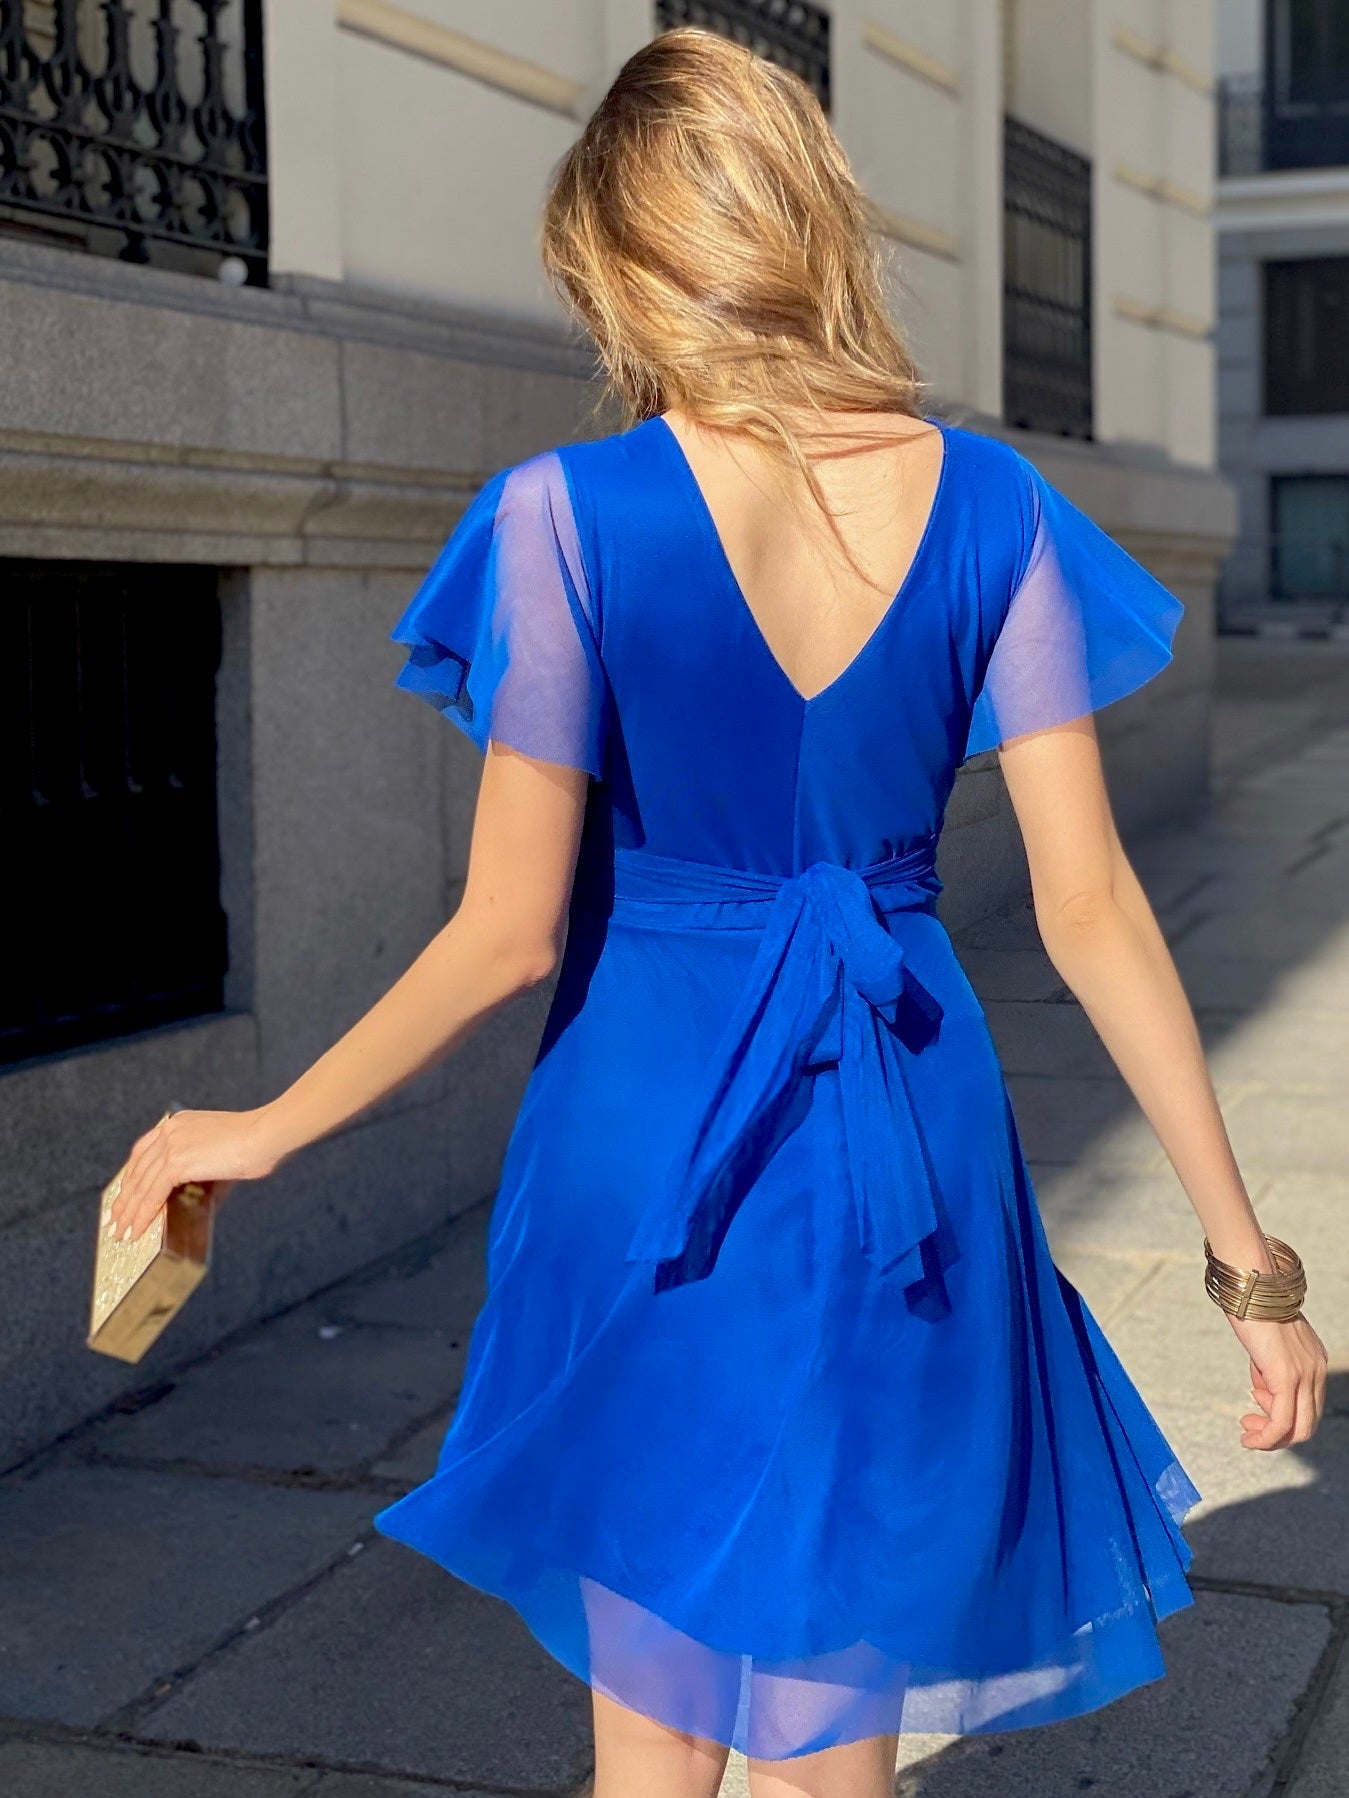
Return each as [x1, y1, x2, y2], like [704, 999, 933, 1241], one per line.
[655, 0, 831, 112]
[0, 1, 268, 281]
[1003, 115, 1093, 441]
[1218, 72, 1349, 175]
[0, 562, 228, 1068]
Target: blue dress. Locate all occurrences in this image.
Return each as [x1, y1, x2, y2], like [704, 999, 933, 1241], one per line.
[372, 414, 1201, 1760]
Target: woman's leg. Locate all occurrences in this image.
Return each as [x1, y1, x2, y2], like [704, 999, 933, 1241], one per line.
[746, 1731, 899, 1798]
[591, 1689, 730, 1798]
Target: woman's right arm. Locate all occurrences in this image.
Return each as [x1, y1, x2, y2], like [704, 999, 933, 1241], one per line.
[997, 712, 1328, 1452]
[108, 741, 589, 1242]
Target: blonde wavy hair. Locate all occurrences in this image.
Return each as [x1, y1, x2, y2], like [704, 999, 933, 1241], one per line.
[541, 26, 926, 532]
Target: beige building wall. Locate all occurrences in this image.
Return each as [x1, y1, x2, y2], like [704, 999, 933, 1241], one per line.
[266, 0, 1217, 470]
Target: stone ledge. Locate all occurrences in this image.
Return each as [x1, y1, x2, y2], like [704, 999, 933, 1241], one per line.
[0, 248, 597, 516]
[0, 439, 475, 569]
[0, 237, 594, 378]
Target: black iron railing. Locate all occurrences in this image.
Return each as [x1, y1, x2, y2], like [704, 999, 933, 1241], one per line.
[0, 562, 229, 1068]
[1003, 116, 1093, 441]
[0, 0, 268, 281]
[655, 0, 831, 112]
[1219, 72, 1349, 174]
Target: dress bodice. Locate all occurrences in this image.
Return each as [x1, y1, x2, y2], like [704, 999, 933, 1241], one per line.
[389, 410, 1183, 881]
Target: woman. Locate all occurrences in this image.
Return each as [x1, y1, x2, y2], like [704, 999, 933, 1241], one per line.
[110, 28, 1327, 1798]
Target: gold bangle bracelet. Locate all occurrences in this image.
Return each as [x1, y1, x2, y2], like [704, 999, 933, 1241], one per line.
[1203, 1234, 1306, 1322]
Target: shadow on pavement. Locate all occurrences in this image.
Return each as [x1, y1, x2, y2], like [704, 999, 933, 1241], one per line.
[890, 1370, 1349, 1798]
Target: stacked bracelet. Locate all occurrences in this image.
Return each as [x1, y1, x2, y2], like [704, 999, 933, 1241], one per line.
[1203, 1234, 1307, 1323]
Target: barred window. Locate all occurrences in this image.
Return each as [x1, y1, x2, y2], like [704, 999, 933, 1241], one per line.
[1003, 117, 1094, 441]
[1, 563, 229, 1067]
[654, 1, 832, 112]
[1265, 257, 1349, 415]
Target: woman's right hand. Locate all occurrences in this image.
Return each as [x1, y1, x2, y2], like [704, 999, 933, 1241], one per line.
[1229, 1312, 1328, 1450]
[109, 1104, 287, 1245]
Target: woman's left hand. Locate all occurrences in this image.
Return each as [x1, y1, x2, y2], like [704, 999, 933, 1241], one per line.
[1229, 1311, 1328, 1450]
[108, 1107, 285, 1243]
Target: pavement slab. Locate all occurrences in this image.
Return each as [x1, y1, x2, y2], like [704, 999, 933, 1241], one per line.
[329, 1204, 490, 1334]
[887, 1593, 1331, 1798]
[1131, 831, 1310, 880]
[1148, 1396, 1349, 1596]
[0, 1740, 322, 1798]
[1204, 789, 1349, 838]
[1285, 1635, 1349, 1798]
[949, 947, 1067, 1002]
[79, 1301, 468, 1478]
[711, 1594, 1331, 1798]
[0, 1741, 511, 1798]
[1050, 1246, 1168, 1331]
[981, 999, 1118, 1078]
[0, 1465, 373, 1726]
[1160, 865, 1340, 919]
[1032, 1163, 1218, 1260]
[308, 1780, 503, 1798]
[1005, 1073, 1165, 1170]
[1174, 945, 1349, 1014]
[369, 1410, 454, 1487]
[1220, 1086, 1349, 1179]
[1201, 1006, 1349, 1088]
[1176, 906, 1349, 964]
[951, 904, 1045, 953]
[136, 1541, 593, 1794]
[1257, 1173, 1349, 1368]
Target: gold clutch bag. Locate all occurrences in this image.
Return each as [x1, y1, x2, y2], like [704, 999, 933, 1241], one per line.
[87, 1103, 215, 1364]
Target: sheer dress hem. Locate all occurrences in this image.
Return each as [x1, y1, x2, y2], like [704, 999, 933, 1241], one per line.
[373, 1457, 1200, 1759]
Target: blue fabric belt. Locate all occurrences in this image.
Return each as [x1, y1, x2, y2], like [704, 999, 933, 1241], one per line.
[597, 842, 946, 1294]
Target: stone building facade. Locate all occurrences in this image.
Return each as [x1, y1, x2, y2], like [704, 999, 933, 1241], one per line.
[0, 0, 1232, 1467]
[1215, 0, 1349, 633]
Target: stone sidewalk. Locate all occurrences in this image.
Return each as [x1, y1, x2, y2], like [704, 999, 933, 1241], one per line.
[2, 639, 1346, 1798]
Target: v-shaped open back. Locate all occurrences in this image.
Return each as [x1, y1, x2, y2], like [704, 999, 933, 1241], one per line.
[387, 415, 1183, 881]
[650, 410, 951, 707]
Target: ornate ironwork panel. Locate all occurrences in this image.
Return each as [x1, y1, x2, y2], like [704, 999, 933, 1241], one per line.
[0, 0, 268, 280]
[655, 0, 831, 112]
[0, 562, 228, 1067]
[1221, 3, 1349, 175]
[1003, 115, 1093, 442]
[1218, 72, 1349, 175]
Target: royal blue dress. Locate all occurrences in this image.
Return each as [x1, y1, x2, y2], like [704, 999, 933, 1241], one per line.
[372, 414, 1201, 1760]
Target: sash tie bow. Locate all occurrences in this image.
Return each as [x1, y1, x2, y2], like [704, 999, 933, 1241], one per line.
[603, 843, 946, 1294]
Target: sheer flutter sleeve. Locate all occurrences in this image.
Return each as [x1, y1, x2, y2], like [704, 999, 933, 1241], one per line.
[964, 461, 1185, 759]
[389, 450, 609, 776]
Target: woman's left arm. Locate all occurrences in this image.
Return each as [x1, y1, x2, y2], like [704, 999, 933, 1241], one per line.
[109, 743, 589, 1243]
[998, 713, 1328, 1450]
